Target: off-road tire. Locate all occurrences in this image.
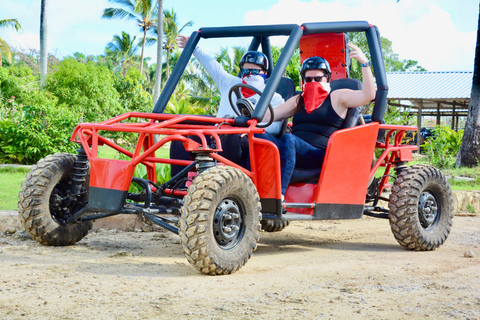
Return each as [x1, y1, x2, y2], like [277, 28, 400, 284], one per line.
[388, 165, 453, 251]
[179, 166, 261, 275]
[18, 153, 92, 246]
[260, 219, 290, 232]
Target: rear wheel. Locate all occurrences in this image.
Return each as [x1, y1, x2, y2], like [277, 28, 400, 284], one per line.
[18, 153, 92, 246]
[261, 219, 290, 232]
[179, 166, 261, 275]
[388, 165, 453, 250]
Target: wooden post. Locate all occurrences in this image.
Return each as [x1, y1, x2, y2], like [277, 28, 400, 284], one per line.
[436, 102, 441, 126]
[451, 103, 456, 130]
[417, 100, 423, 153]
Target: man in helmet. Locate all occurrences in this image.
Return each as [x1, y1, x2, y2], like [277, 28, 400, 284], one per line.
[170, 35, 285, 179]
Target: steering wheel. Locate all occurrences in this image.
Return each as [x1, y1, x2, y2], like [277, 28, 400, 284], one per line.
[228, 83, 274, 128]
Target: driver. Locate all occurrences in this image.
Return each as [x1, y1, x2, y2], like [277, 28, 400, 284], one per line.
[170, 35, 285, 178]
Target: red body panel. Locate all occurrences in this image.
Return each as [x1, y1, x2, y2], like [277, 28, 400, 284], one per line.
[89, 158, 135, 191]
[285, 183, 316, 215]
[251, 137, 282, 199]
[316, 122, 379, 205]
[300, 33, 348, 80]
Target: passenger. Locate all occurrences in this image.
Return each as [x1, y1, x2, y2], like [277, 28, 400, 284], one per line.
[261, 42, 375, 197]
[170, 35, 284, 177]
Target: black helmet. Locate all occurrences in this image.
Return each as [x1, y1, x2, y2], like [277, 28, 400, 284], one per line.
[240, 51, 268, 71]
[300, 57, 331, 79]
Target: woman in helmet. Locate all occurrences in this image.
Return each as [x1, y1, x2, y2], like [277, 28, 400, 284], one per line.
[262, 42, 375, 196]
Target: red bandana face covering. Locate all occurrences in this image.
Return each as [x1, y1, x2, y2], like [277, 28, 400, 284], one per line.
[240, 75, 266, 98]
[241, 79, 257, 98]
[302, 82, 330, 113]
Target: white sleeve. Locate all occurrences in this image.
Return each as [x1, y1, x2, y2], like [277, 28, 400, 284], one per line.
[193, 47, 239, 92]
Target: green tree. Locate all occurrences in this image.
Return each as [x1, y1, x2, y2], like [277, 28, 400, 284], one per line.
[272, 45, 301, 89]
[0, 18, 22, 67]
[106, 31, 140, 76]
[102, 0, 157, 76]
[347, 32, 426, 81]
[45, 58, 123, 122]
[159, 9, 193, 79]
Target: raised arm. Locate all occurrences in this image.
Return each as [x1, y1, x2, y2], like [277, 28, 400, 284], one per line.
[332, 43, 376, 109]
[177, 35, 237, 92]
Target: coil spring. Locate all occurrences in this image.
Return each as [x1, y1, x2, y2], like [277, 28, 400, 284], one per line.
[394, 161, 407, 175]
[72, 147, 89, 194]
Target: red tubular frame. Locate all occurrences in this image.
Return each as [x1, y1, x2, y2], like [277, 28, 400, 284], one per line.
[71, 112, 265, 194]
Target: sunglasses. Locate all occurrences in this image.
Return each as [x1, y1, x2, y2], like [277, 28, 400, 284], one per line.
[241, 68, 263, 77]
[304, 75, 327, 83]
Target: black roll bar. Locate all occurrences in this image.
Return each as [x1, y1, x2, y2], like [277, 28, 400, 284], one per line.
[252, 25, 303, 121]
[366, 25, 388, 123]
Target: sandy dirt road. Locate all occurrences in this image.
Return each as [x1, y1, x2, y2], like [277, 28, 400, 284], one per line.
[0, 214, 479, 319]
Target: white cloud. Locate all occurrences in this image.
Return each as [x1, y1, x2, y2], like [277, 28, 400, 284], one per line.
[244, 0, 476, 71]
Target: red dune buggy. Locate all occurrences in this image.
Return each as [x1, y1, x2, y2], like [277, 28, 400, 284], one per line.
[18, 21, 453, 275]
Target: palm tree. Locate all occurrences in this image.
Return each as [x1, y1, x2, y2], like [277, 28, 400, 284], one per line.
[153, 0, 163, 105]
[39, 0, 47, 87]
[0, 18, 22, 67]
[102, 0, 157, 76]
[456, 3, 480, 167]
[106, 31, 140, 76]
[161, 9, 193, 79]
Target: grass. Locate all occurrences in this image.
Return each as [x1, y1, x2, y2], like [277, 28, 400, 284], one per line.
[0, 166, 31, 211]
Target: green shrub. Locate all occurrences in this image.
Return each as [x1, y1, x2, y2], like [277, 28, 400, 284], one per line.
[423, 125, 463, 169]
[0, 94, 79, 164]
[46, 58, 123, 123]
[0, 66, 37, 105]
[114, 68, 152, 113]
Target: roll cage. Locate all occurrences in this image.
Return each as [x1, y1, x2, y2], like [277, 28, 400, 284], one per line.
[153, 21, 389, 126]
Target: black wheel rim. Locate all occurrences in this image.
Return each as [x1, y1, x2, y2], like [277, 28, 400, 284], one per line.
[49, 179, 86, 225]
[418, 190, 439, 230]
[213, 197, 246, 249]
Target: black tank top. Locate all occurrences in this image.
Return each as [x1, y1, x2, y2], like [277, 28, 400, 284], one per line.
[291, 94, 344, 149]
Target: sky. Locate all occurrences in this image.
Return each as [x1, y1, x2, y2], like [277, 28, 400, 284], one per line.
[1, 0, 478, 72]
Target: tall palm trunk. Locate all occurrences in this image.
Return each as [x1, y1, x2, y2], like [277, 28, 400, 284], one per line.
[140, 28, 147, 76]
[153, 0, 163, 106]
[166, 51, 170, 80]
[40, 0, 48, 88]
[456, 3, 480, 167]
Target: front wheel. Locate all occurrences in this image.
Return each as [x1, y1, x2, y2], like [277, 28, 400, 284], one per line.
[18, 153, 92, 246]
[388, 165, 454, 250]
[179, 166, 261, 275]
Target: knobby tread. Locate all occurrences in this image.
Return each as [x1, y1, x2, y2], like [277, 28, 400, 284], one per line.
[179, 166, 261, 275]
[388, 165, 454, 251]
[17, 153, 92, 246]
[260, 219, 290, 232]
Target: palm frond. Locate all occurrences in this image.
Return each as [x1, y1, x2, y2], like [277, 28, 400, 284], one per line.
[0, 37, 13, 63]
[0, 19, 22, 32]
[102, 8, 136, 20]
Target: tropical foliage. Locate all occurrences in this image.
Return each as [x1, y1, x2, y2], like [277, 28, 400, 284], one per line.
[102, 0, 158, 76]
[0, 18, 22, 67]
[424, 125, 464, 169]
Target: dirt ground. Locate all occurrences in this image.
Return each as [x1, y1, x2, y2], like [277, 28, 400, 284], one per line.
[1, 214, 479, 320]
